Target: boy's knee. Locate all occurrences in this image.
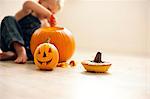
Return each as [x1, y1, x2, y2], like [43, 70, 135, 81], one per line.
[2, 16, 15, 23]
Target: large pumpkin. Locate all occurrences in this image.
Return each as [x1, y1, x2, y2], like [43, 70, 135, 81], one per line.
[30, 27, 75, 62]
[34, 43, 59, 70]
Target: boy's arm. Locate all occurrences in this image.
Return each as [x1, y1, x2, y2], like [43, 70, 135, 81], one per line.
[41, 15, 57, 27]
[41, 19, 50, 27]
[23, 0, 52, 19]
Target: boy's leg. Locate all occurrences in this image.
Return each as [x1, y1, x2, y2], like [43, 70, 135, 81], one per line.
[0, 16, 27, 63]
[0, 49, 16, 61]
[0, 20, 16, 61]
[13, 42, 27, 63]
[0, 32, 16, 60]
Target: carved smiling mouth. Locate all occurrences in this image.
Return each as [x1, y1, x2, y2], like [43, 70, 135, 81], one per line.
[37, 58, 53, 65]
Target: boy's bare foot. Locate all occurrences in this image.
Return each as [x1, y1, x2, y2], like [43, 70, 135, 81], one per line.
[13, 42, 27, 64]
[0, 51, 16, 61]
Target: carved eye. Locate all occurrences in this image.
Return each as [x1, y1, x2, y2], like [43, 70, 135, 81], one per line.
[38, 50, 41, 54]
[48, 48, 52, 53]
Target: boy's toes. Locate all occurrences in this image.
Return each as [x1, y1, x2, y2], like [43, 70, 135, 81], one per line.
[14, 58, 20, 63]
[22, 58, 27, 64]
[14, 57, 25, 64]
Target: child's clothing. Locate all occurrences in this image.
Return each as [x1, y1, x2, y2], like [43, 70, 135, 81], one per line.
[0, 14, 41, 60]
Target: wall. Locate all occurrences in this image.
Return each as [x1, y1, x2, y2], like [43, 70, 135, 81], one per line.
[0, 0, 149, 56]
[148, 1, 150, 56]
[0, 0, 24, 21]
[57, 0, 149, 56]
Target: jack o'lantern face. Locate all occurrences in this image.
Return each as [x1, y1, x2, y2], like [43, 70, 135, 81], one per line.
[34, 43, 59, 70]
[36, 46, 53, 64]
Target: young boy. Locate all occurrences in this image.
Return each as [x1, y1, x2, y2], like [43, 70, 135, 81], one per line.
[0, 0, 64, 63]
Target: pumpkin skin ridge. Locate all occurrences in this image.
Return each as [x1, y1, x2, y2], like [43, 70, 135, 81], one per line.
[59, 30, 66, 61]
[49, 28, 71, 62]
[59, 29, 75, 61]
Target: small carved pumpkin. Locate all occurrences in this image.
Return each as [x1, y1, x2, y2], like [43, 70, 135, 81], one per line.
[34, 43, 59, 70]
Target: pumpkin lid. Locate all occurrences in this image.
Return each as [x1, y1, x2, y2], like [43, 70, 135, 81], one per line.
[41, 27, 64, 32]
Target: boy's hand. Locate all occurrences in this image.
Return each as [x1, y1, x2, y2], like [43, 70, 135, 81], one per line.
[49, 15, 57, 27]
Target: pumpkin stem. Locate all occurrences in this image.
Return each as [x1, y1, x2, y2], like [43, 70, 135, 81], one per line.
[93, 52, 103, 63]
[45, 37, 51, 43]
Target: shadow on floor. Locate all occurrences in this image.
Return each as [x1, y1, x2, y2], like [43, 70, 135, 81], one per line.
[81, 71, 111, 76]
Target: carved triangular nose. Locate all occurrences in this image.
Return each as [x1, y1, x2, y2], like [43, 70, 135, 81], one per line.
[43, 52, 46, 57]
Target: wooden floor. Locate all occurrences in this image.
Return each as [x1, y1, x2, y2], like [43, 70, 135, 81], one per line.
[0, 51, 150, 99]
